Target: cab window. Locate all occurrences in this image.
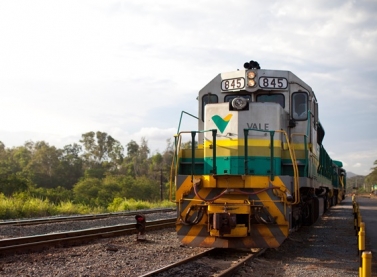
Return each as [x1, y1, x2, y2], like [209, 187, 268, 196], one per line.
[224, 94, 251, 103]
[202, 94, 218, 121]
[292, 92, 308, 120]
[256, 94, 285, 108]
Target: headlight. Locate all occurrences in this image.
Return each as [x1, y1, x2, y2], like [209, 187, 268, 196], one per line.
[232, 97, 247, 110]
[247, 71, 257, 87]
[247, 79, 256, 87]
[247, 71, 255, 79]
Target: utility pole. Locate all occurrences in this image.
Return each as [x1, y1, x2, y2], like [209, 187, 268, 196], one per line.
[154, 169, 166, 201]
[159, 169, 163, 201]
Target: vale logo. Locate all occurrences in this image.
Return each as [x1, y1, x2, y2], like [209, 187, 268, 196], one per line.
[211, 114, 232, 133]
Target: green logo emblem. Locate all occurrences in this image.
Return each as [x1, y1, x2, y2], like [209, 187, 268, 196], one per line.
[212, 114, 232, 133]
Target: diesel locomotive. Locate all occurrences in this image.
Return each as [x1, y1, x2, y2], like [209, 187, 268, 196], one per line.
[170, 60, 346, 248]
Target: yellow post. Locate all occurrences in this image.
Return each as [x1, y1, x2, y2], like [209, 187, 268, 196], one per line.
[360, 222, 365, 233]
[361, 251, 372, 277]
[358, 229, 365, 255]
[354, 203, 359, 232]
[356, 211, 362, 235]
[358, 214, 362, 229]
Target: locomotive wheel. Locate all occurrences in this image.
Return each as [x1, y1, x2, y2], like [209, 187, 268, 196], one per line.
[302, 197, 319, 226]
[332, 195, 337, 206]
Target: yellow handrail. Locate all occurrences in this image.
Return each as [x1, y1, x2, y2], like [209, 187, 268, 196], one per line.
[275, 130, 300, 205]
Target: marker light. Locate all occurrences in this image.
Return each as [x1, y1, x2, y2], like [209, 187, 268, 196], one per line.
[232, 97, 247, 110]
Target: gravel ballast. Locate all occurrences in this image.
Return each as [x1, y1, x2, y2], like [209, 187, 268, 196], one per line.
[0, 198, 360, 276]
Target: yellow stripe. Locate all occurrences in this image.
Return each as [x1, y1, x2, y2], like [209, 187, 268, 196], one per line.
[256, 225, 280, 247]
[204, 139, 282, 147]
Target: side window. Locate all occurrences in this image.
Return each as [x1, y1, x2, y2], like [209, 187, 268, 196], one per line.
[202, 94, 218, 121]
[256, 94, 285, 108]
[292, 92, 308, 120]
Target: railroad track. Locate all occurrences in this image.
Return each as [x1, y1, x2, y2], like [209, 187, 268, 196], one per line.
[0, 218, 176, 256]
[139, 247, 266, 277]
[0, 208, 175, 226]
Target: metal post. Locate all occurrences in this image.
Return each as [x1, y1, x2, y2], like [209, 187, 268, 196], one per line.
[154, 169, 166, 201]
[191, 131, 196, 179]
[244, 129, 249, 175]
[361, 251, 372, 277]
[212, 129, 217, 174]
[160, 169, 163, 201]
[304, 135, 308, 177]
[358, 223, 365, 256]
[270, 131, 275, 181]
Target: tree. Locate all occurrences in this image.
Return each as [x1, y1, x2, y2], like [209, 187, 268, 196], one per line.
[57, 144, 84, 189]
[122, 138, 150, 178]
[0, 143, 30, 195]
[26, 141, 62, 188]
[122, 140, 139, 177]
[126, 140, 139, 157]
[137, 137, 150, 176]
[366, 160, 377, 191]
[80, 131, 124, 178]
[133, 176, 160, 201]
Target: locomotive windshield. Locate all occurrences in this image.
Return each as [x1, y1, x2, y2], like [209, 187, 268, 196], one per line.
[224, 94, 251, 102]
[256, 94, 285, 108]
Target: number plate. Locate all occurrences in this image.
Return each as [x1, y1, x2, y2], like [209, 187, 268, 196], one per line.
[221, 78, 245, 91]
[259, 77, 288, 89]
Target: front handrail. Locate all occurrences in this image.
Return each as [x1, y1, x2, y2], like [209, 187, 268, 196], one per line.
[171, 128, 302, 206]
[170, 129, 217, 202]
[176, 111, 199, 134]
[244, 128, 300, 205]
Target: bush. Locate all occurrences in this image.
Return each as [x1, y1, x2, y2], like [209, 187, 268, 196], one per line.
[73, 178, 102, 206]
[107, 197, 125, 212]
[0, 193, 57, 219]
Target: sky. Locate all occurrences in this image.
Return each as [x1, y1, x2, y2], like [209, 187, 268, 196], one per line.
[0, 0, 376, 176]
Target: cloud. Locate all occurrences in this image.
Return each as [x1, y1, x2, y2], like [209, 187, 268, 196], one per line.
[0, 0, 376, 175]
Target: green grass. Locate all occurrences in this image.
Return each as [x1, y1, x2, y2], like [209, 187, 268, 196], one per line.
[107, 197, 175, 212]
[0, 193, 175, 220]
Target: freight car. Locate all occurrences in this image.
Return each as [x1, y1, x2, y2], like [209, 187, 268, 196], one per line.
[170, 60, 346, 248]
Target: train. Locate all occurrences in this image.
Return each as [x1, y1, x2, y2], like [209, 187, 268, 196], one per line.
[170, 60, 346, 248]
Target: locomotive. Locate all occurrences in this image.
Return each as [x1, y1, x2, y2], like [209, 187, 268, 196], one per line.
[170, 60, 346, 248]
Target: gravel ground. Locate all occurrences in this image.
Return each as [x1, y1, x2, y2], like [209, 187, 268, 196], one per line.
[235, 197, 360, 277]
[0, 198, 362, 277]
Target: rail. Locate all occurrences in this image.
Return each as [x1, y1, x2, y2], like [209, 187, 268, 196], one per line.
[0, 218, 176, 257]
[140, 248, 266, 277]
[0, 208, 175, 226]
